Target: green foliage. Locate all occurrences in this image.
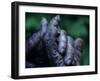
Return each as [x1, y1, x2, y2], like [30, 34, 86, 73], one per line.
[25, 13, 89, 65]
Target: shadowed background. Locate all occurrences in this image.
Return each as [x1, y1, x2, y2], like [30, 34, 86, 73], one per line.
[25, 12, 89, 65]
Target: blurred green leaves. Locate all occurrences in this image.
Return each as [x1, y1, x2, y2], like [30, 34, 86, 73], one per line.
[25, 13, 89, 65]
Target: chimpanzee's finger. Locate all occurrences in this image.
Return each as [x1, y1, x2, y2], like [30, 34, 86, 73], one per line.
[49, 15, 60, 28]
[53, 15, 60, 21]
[58, 30, 67, 55]
[47, 15, 61, 37]
[64, 44, 74, 65]
[64, 36, 74, 65]
[40, 17, 48, 37]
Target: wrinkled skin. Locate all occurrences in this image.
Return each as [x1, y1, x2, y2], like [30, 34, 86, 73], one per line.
[26, 15, 84, 67]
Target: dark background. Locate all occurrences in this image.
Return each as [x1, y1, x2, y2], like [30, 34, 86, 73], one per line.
[25, 12, 89, 65]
